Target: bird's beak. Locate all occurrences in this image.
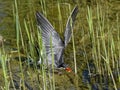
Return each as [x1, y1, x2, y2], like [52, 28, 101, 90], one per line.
[65, 67, 72, 72]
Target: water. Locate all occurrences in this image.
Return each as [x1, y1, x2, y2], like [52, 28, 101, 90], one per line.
[0, 3, 6, 31]
[0, 0, 120, 89]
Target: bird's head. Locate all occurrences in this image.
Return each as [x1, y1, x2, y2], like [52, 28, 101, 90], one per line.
[58, 63, 72, 72]
[65, 67, 72, 72]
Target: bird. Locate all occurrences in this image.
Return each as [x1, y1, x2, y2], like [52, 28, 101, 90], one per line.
[36, 6, 78, 72]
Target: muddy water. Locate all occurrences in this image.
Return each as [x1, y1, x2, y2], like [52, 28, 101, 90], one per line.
[0, 0, 120, 90]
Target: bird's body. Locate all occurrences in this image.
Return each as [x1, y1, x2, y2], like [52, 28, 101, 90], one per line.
[36, 6, 78, 71]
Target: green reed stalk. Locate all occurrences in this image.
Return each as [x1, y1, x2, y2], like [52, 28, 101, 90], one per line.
[38, 31, 50, 90]
[14, 0, 25, 89]
[116, 14, 120, 83]
[57, 2, 63, 33]
[40, 0, 47, 16]
[87, 6, 100, 73]
[105, 6, 117, 90]
[68, 5, 77, 74]
[87, 4, 118, 89]
[96, 5, 106, 74]
[24, 19, 35, 60]
[50, 36, 55, 90]
[101, 56, 117, 90]
[0, 50, 9, 90]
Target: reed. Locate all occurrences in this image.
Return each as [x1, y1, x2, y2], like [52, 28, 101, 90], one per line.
[13, 0, 57, 89]
[0, 48, 9, 90]
[87, 4, 119, 90]
[1, 0, 119, 89]
[14, 0, 26, 89]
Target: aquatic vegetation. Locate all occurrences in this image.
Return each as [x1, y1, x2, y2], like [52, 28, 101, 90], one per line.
[0, 0, 119, 90]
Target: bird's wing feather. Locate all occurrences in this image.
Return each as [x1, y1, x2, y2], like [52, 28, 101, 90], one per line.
[36, 12, 64, 54]
[64, 6, 78, 47]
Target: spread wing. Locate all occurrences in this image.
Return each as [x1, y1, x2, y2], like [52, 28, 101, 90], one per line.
[36, 12, 64, 55]
[64, 6, 78, 47]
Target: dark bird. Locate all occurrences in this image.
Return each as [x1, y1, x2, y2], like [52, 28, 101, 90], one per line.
[36, 6, 78, 72]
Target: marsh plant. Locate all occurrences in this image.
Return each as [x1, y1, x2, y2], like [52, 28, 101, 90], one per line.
[86, 5, 119, 90]
[0, 0, 120, 90]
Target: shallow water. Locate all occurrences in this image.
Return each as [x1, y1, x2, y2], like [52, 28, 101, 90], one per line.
[0, 0, 120, 90]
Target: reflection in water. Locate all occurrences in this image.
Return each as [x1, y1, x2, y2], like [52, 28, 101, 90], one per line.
[82, 61, 120, 90]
